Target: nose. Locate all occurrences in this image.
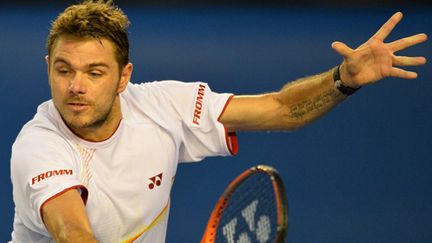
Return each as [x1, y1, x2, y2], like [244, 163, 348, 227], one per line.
[69, 73, 86, 95]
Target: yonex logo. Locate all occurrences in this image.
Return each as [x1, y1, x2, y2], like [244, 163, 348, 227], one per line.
[222, 200, 271, 243]
[31, 169, 73, 185]
[148, 173, 163, 190]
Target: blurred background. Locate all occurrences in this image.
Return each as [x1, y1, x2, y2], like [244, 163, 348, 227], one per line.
[1, 0, 431, 242]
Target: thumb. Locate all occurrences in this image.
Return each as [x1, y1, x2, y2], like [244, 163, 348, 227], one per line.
[331, 41, 352, 58]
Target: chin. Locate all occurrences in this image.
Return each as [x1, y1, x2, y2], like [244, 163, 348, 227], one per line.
[63, 115, 93, 129]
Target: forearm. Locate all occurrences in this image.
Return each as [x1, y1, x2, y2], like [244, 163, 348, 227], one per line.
[275, 67, 347, 129]
[43, 189, 98, 243]
[54, 229, 98, 243]
[220, 67, 349, 132]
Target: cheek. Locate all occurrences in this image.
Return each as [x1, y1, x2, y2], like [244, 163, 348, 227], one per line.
[94, 85, 117, 106]
[49, 79, 59, 97]
[49, 78, 71, 104]
[50, 81, 65, 98]
[102, 77, 121, 97]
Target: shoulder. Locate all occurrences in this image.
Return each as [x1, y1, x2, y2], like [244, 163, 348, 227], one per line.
[123, 80, 205, 98]
[121, 80, 212, 112]
[13, 101, 72, 158]
[18, 101, 64, 139]
[119, 81, 211, 133]
[121, 80, 208, 114]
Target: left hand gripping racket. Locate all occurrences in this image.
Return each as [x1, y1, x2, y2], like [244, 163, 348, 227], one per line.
[201, 165, 289, 243]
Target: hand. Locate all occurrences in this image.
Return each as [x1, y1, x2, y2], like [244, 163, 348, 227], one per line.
[331, 12, 428, 88]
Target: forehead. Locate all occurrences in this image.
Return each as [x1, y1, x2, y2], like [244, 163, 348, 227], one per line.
[50, 36, 117, 65]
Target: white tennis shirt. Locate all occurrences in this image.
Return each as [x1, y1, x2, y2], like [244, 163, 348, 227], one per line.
[10, 81, 238, 243]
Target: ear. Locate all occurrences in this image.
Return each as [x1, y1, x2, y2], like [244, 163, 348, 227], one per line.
[45, 55, 50, 73]
[45, 55, 52, 86]
[118, 62, 133, 93]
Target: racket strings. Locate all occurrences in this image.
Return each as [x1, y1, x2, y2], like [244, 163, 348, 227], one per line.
[216, 173, 278, 243]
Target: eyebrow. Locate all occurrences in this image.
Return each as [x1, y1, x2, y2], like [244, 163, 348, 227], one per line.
[53, 58, 110, 69]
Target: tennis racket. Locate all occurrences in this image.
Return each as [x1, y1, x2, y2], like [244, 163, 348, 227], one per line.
[201, 165, 289, 243]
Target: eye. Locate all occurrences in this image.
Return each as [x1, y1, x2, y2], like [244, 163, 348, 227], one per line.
[56, 68, 70, 75]
[89, 71, 103, 78]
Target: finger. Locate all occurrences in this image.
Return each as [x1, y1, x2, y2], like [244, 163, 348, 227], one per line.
[331, 41, 353, 58]
[371, 12, 403, 41]
[388, 33, 428, 52]
[390, 67, 418, 79]
[393, 55, 427, 66]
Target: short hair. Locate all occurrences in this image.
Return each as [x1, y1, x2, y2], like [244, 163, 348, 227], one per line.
[47, 0, 130, 68]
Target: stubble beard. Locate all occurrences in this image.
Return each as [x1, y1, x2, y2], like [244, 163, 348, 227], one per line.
[60, 94, 117, 132]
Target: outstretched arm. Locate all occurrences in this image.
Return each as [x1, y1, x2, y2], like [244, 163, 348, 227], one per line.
[219, 12, 427, 132]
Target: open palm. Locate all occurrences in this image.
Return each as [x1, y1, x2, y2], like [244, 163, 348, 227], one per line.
[332, 12, 428, 88]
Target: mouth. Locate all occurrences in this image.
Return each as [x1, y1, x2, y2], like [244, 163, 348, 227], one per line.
[67, 102, 90, 112]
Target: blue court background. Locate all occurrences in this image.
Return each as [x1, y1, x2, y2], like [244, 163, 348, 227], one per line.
[0, 4, 431, 243]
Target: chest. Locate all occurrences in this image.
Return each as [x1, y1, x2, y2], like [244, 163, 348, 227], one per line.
[74, 123, 178, 241]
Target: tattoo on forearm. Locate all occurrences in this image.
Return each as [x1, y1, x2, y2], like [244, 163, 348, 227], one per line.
[289, 89, 342, 119]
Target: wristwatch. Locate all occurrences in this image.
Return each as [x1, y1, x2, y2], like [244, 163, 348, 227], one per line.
[333, 65, 361, 96]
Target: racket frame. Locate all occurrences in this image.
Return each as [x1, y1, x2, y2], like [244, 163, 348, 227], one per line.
[201, 165, 289, 243]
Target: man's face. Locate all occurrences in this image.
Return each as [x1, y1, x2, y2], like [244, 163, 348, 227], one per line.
[47, 36, 129, 133]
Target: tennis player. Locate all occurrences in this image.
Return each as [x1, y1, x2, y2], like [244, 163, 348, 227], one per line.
[9, 0, 427, 242]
